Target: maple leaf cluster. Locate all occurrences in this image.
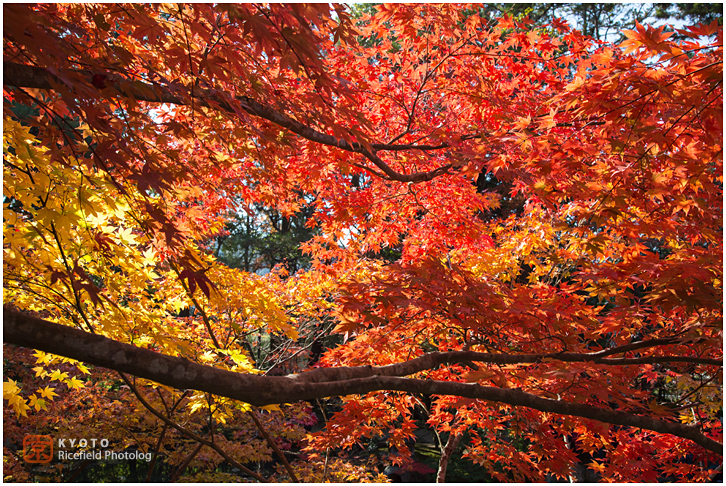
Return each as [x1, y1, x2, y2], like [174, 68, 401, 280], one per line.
[3, 3, 722, 482]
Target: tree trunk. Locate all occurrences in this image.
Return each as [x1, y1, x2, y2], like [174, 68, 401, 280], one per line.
[437, 431, 463, 483]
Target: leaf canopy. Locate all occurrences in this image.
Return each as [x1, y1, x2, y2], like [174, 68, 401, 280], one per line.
[3, 3, 722, 482]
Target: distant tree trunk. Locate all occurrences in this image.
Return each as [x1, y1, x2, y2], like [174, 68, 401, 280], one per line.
[437, 431, 463, 483]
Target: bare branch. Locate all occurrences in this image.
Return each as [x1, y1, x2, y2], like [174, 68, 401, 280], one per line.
[250, 410, 299, 482]
[118, 373, 267, 482]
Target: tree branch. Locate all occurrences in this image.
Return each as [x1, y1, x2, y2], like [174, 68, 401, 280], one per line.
[3, 61, 452, 183]
[118, 373, 267, 482]
[290, 343, 721, 383]
[250, 410, 299, 482]
[4, 308, 722, 455]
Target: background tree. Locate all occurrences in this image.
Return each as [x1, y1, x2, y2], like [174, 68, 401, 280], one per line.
[655, 3, 724, 26]
[212, 198, 317, 275]
[488, 3, 722, 40]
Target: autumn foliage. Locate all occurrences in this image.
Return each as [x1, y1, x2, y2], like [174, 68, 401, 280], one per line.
[3, 4, 723, 482]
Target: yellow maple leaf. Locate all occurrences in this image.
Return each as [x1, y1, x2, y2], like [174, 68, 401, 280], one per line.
[32, 366, 49, 378]
[3, 379, 20, 399]
[66, 376, 85, 390]
[49, 370, 69, 382]
[8, 395, 30, 417]
[679, 413, 694, 424]
[28, 394, 48, 411]
[33, 350, 53, 365]
[38, 386, 59, 400]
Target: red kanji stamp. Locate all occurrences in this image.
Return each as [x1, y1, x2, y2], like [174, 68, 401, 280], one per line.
[23, 435, 53, 463]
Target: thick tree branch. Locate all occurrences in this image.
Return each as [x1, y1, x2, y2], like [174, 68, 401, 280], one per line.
[4, 308, 722, 455]
[3, 61, 451, 183]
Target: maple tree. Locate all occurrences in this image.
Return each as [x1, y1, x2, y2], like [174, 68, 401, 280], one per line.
[3, 3, 722, 482]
